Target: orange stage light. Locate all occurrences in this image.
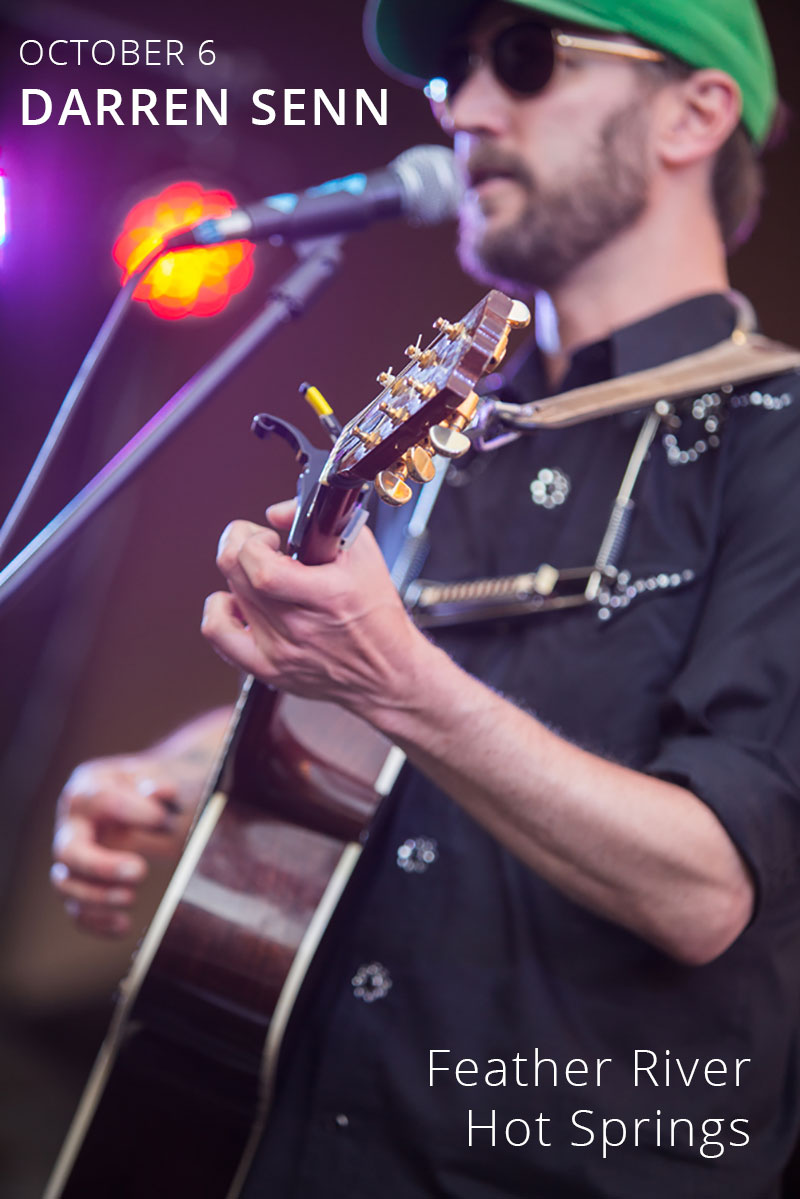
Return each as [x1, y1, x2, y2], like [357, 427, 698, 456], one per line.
[113, 181, 254, 319]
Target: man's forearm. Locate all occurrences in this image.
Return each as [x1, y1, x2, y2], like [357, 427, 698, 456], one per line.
[368, 640, 754, 965]
[151, 706, 234, 782]
[201, 513, 753, 964]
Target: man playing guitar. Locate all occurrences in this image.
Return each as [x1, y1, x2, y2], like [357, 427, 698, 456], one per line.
[51, 1, 800, 1195]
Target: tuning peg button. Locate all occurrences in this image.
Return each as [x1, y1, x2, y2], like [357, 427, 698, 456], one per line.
[507, 299, 532, 328]
[375, 470, 413, 506]
[428, 424, 471, 458]
[402, 445, 436, 483]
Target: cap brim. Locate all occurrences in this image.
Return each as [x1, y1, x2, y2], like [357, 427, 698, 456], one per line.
[365, 0, 625, 84]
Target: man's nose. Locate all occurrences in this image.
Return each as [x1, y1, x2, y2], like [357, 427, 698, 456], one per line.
[447, 61, 512, 137]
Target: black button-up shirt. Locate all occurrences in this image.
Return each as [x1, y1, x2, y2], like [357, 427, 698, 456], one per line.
[243, 294, 800, 1198]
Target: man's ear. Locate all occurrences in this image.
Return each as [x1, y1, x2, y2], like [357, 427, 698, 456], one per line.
[654, 69, 742, 167]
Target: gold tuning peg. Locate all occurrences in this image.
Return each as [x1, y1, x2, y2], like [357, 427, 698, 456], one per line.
[433, 317, 466, 340]
[450, 390, 480, 428]
[406, 377, 437, 399]
[390, 374, 410, 396]
[377, 370, 396, 388]
[405, 344, 438, 368]
[486, 301, 533, 372]
[379, 400, 407, 421]
[402, 445, 436, 483]
[507, 299, 532, 328]
[375, 469, 413, 506]
[428, 424, 471, 458]
[352, 425, 379, 446]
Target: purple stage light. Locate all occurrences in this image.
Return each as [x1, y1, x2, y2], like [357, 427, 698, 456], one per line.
[0, 170, 7, 248]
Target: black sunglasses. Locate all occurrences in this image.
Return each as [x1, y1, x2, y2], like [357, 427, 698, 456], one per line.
[433, 20, 664, 107]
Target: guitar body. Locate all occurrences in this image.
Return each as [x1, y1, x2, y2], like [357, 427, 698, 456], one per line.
[46, 687, 401, 1199]
[44, 289, 528, 1199]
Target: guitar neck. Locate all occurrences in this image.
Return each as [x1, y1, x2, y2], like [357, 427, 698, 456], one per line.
[292, 481, 363, 567]
[213, 479, 364, 806]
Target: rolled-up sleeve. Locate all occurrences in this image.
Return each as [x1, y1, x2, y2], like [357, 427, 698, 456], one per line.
[645, 381, 800, 915]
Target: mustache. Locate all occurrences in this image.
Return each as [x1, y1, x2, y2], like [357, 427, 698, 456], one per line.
[464, 146, 536, 192]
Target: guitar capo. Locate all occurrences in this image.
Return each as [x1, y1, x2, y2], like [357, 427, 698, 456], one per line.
[250, 413, 369, 556]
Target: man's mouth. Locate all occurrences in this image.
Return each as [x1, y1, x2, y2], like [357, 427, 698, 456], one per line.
[466, 167, 519, 190]
[463, 150, 532, 198]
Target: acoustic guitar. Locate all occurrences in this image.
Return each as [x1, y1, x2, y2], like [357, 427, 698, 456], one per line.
[44, 288, 530, 1199]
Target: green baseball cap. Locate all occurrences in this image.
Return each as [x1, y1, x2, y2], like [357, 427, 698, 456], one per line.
[365, 0, 777, 145]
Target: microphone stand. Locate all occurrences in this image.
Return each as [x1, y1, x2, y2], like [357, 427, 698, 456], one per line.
[0, 247, 165, 564]
[0, 234, 345, 612]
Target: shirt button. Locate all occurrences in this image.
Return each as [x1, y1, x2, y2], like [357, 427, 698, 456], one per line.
[335, 1113, 349, 1128]
[352, 961, 393, 1002]
[529, 466, 570, 509]
[396, 835, 439, 874]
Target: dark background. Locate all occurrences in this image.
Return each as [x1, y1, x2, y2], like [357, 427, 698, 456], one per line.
[0, 0, 797, 1194]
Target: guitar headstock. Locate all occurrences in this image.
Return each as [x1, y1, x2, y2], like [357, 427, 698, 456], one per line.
[323, 289, 530, 505]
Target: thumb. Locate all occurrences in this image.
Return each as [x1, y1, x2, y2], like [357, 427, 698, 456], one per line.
[265, 499, 297, 532]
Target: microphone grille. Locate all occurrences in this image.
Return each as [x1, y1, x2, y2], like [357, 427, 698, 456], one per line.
[390, 145, 463, 226]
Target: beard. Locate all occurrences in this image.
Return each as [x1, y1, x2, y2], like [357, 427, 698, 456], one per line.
[457, 98, 651, 294]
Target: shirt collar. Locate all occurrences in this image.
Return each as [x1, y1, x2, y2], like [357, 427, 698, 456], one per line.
[592, 291, 739, 380]
[498, 292, 740, 404]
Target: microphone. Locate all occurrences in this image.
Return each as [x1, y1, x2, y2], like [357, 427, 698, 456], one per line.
[165, 145, 462, 249]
